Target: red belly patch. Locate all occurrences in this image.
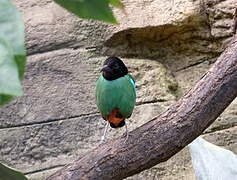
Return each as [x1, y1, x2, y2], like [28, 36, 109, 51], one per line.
[107, 109, 125, 127]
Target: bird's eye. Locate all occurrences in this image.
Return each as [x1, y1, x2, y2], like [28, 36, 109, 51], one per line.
[114, 63, 120, 69]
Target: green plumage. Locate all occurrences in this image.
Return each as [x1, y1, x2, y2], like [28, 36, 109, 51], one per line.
[96, 74, 136, 120]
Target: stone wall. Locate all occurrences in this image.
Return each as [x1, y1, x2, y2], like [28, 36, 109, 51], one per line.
[0, 0, 236, 179]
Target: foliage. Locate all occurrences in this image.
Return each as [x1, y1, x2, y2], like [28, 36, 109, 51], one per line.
[0, 162, 28, 180]
[53, 0, 124, 24]
[0, 0, 26, 105]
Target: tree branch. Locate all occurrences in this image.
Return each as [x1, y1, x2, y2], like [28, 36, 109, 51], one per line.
[47, 36, 237, 180]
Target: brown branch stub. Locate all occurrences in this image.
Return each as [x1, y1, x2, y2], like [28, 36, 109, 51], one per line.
[47, 37, 237, 180]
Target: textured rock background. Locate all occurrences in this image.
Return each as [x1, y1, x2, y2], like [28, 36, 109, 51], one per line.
[0, 0, 236, 179]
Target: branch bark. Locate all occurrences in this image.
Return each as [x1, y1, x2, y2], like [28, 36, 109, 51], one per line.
[48, 36, 237, 180]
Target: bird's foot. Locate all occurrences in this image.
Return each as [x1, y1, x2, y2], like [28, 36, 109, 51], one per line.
[123, 123, 129, 143]
[99, 122, 109, 145]
[99, 136, 106, 145]
[123, 131, 129, 144]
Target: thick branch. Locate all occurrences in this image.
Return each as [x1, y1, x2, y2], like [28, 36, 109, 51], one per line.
[48, 37, 237, 180]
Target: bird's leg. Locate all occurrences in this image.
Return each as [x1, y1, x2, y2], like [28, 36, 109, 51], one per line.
[100, 121, 109, 144]
[124, 123, 129, 143]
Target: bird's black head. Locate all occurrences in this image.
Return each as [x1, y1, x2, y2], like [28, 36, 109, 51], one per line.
[101, 57, 128, 81]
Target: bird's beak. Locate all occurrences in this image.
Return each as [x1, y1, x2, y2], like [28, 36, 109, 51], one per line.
[100, 65, 108, 72]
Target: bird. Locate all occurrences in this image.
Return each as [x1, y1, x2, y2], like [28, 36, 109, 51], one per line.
[95, 57, 136, 143]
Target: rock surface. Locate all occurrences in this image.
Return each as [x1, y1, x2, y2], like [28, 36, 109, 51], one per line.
[0, 0, 236, 179]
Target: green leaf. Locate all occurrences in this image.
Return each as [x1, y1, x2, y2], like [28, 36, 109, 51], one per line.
[109, 0, 124, 9]
[0, 95, 13, 105]
[0, 162, 28, 180]
[0, 37, 22, 97]
[54, 0, 117, 24]
[0, 0, 26, 105]
[15, 55, 26, 80]
[0, 0, 26, 55]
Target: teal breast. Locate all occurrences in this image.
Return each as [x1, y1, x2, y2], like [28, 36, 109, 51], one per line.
[95, 74, 136, 120]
